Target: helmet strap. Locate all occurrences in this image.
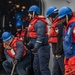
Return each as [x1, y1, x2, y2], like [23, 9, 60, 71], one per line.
[32, 12, 35, 18]
[22, 25, 24, 30]
[66, 15, 68, 23]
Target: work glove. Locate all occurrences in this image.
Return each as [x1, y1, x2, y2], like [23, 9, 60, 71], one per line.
[31, 48, 37, 54]
[3, 43, 12, 49]
[13, 59, 18, 65]
[5, 45, 12, 50]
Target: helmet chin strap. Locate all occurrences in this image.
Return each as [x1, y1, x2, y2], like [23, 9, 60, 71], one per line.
[32, 12, 35, 18]
[22, 25, 23, 30]
[66, 15, 68, 23]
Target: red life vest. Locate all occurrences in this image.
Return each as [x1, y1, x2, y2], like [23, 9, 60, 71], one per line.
[48, 18, 60, 43]
[4, 37, 27, 58]
[16, 29, 27, 42]
[28, 16, 48, 38]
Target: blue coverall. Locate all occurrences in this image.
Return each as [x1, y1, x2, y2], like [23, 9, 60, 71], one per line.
[28, 20, 51, 75]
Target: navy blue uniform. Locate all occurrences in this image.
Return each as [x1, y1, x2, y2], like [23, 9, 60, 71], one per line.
[28, 19, 50, 75]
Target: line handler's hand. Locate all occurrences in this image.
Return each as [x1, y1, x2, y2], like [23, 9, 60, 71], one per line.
[31, 48, 37, 54]
[13, 59, 18, 65]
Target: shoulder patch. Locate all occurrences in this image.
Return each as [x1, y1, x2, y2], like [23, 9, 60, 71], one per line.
[55, 27, 59, 34]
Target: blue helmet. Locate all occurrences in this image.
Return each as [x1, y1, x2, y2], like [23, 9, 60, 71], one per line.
[58, 6, 72, 18]
[15, 12, 23, 20]
[16, 20, 24, 27]
[46, 6, 58, 17]
[28, 5, 40, 13]
[2, 32, 12, 42]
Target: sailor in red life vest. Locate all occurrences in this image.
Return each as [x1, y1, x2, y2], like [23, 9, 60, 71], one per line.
[2, 32, 31, 75]
[46, 6, 64, 75]
[16, 20, 27, 43]
[27, 5, 50, 75]
[58, 6, 75, 75]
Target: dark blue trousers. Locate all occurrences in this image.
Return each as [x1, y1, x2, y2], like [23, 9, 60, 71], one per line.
[33, 45, 51, 75]
[52, 55, 64, 75]
[2, 55, 31, 75]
